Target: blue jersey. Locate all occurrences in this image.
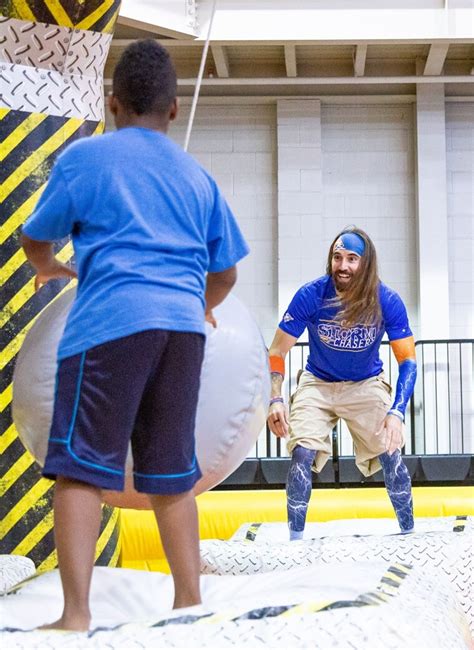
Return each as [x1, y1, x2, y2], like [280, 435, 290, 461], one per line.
[23, 127, 249, 360]
[279, 275, 412, 382]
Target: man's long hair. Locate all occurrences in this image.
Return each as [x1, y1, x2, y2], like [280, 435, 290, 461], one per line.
[325, 226, 382, 327]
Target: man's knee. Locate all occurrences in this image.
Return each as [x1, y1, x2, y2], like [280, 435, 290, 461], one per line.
[379, 450, 411, 484]
[292, 444, 317, 465]
[379, 449, 404, 465]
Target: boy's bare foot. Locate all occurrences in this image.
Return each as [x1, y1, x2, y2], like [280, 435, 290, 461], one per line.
[39, 615, 90, 632]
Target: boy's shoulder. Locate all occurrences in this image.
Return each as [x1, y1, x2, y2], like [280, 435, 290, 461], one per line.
[57, 130, 114, 165]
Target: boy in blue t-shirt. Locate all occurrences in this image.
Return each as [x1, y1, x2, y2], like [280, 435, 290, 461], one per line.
[267, 228, 417, 540]
[21, 40, 248, 630]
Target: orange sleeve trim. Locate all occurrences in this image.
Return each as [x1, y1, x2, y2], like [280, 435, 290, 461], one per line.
[390, 336, 416, 364]
[269, 355, 285, 376]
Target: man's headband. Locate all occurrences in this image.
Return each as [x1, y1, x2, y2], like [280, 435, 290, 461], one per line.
[333, 232, 366, 257]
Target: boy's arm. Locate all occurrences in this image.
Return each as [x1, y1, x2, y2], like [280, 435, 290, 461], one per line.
[21, 234, 77, 291]
[204, 266, 237, 326]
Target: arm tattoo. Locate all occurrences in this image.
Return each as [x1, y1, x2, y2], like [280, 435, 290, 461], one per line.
[271, 372, 284, 398]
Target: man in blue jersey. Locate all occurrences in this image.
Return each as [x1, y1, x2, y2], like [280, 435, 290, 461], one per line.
[267, 228, 416, 540]
[21, 40, 248, 630]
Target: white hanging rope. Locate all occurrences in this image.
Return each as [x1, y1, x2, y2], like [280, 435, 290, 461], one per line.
[183, 0, 218, 152]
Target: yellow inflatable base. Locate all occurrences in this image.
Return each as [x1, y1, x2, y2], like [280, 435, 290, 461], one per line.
[119, 486, 474, 573]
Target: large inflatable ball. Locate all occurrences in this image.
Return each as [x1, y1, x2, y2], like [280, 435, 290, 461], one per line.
[13, 289, 270, 507]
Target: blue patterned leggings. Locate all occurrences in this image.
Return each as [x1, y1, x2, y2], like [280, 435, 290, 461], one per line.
[287, 445, 414, 538]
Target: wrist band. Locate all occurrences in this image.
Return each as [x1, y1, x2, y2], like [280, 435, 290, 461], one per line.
[270, 397, 284, 405]
[269, 355, 285, 377]
[387, 409, 404, 422]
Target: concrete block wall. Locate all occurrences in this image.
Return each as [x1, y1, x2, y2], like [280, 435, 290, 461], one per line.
[321, 104, 418, 337]
[104, 98, 473, 348]
[276, 100, 323, 330]
[169, 105, 278, 345]
[320, 104, 417, 453]
[444, 102, 473, 454]
[446, 102, 474, 339]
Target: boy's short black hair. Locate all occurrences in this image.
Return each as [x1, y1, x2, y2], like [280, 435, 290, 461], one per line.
[112, 39, 177, 116]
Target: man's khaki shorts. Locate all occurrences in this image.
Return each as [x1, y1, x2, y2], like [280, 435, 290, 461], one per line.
[287, 371, 400, 477]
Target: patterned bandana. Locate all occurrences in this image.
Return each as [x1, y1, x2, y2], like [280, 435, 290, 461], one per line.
[333, 232, 366, 257]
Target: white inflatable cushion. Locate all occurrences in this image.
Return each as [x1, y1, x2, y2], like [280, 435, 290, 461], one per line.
[0, 562, 471, 648]
[201, 522, 473, 631]
[0, 555, 36, 594]
[231, 515, 473, 541]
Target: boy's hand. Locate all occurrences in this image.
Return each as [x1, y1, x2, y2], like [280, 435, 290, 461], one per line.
[205, 310, 217, 328]
[35, 262, 77, 291]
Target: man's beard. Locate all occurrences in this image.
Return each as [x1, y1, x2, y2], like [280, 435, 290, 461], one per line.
[333, 272, 353, 292]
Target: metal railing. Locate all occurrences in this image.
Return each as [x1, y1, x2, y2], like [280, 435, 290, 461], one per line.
[411, 339, 473, 455]
[252, 338, 473, 459]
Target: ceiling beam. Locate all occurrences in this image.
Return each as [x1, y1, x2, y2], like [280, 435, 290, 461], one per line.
[110, 38, 474, 48]
[423, 42, 450, 75]
[416, 56, 425, 76]
[101, 86, 472, 105]
[211, 45, 230, 78]
[177, 75, 474, 86]
[353, 43, 367, 77]
[284, 44, 297, 77]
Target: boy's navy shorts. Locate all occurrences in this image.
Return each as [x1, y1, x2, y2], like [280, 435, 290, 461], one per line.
[42, 329, 205, 495]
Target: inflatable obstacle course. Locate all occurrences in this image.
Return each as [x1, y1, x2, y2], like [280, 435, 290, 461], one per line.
[119, 486, 474, 571]
[1, 560, 471, 647]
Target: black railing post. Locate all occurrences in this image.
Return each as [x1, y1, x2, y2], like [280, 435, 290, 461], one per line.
[410, 392, 416, 455]
[332, 426, 340, 486]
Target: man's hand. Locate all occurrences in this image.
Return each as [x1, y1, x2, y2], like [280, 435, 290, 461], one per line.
[267, 402, 289, 439]
[34, 261, 77, 291]
[376, 413, 403, 455]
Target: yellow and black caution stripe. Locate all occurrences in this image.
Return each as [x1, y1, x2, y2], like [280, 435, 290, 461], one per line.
[3, 561, 413, 629]
[358, 562, 412, 606]
[244, 523, 262, 542]
[6, 0, 121, 34]
[147, 563, 413, 629]
[1, 110, 100, 398]
[0, 108, 121, 566]
[0, 433, 120, 569]
[3, 504, 121, 595]
[453, 516, 467, 533]
[1, 1, 120, 569]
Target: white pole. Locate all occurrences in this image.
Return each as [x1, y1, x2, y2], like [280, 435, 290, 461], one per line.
[183, 0, 218, 152]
